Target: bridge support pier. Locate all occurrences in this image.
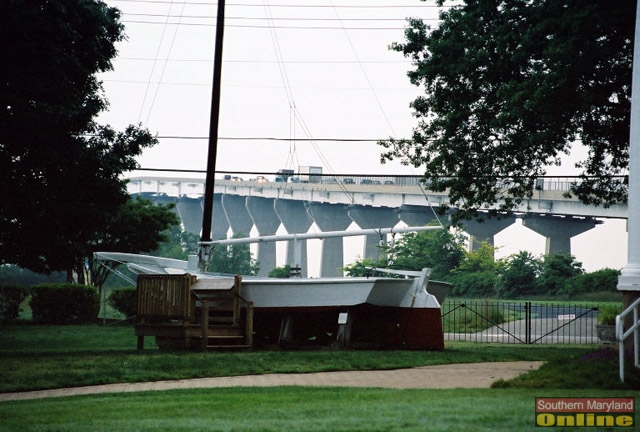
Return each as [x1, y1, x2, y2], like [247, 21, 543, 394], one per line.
[347, 206, 399, 261]
[210, 194, 229, 241]
[221, 195, 254, 238]
[308, 203, 353, 277]
[460, 215, 516, 251]
[274, 199, 312, 277]
[396, 205, 442, 227]
[522, 214, 601, 255]
[246, 196, 281, 276]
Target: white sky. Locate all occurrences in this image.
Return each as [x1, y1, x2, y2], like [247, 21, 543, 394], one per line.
[98, 0, 629, 273]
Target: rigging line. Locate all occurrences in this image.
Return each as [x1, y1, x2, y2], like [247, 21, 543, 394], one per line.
[263, 1, 297, 170]
[144, 0, 189, 126]
[263, 2, 296, 110]
[330, 0, 396, 137]
[288, 110, 354, 201]
[136, 0, 178, 124]
[262, 1, 336, 191]
[262, 2, 327, 222]
[97, 259, 137, 286]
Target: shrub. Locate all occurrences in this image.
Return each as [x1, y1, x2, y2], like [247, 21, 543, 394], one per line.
[560, 268, 621, 297]
[0, 285, 28, 323]
[108, 286, 137, 318]
[598, 304, 622, 325]
[30, 283, 100, 324]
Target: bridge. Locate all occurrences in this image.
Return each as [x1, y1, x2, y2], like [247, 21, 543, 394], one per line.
[128, 175, 627, 277]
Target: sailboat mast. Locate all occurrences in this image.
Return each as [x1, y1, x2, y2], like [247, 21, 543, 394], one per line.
[199, 0, 226, 270]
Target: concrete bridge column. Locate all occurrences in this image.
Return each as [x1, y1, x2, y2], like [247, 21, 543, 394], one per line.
[459, 215, 516, 251]
[210, 194, 229, 241]
[307, 203, 353, 277]
[274, 199, 313, 277]
[347, 206, 399, 261]
[221, 195, 254, 238]
[176, 196, 205, 235]
[522, 214, 601, 255]
[246, 196, 281, 276]
[396, 204, 441, 227]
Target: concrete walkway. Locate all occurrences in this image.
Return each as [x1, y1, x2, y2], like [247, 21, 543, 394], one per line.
[0, 361, 543, 402]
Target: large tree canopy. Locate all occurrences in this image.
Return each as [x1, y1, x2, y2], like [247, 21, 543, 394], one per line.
[0, 1, 158, 274]
[381, 0, 635, 220]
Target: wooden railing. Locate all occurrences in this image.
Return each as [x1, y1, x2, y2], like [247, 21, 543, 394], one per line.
[136, 273, 253, 351]
[137, 274, 198, 321]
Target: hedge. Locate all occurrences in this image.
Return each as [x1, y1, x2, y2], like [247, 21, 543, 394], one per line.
[0, 285, 28, 323]
[108, 286, 137, 318]
[30, 283, 100, 324]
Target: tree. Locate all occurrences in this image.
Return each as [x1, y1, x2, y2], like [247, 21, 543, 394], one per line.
[268, 264, 292, 278]
[496, 251, 542, 299]
[89, 196, 180, 288]
[561, 268, 621, 297]
[342, 257, 386, 277]
[208, 233, 260, 276]
[536, 253, 584, 296]
[152, 225, 200, 260]
[450, 242, 498, 297]
[381, 228, 466, 280]
[342, 227, 465, 281]
[0, 1, 158, 275]
[381, 0, 635, 220]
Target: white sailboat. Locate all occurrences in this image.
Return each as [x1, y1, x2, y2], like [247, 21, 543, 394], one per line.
[95, 0, 450, 350]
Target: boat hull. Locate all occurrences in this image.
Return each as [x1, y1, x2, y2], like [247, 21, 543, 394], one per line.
[229, 278, 446, 350]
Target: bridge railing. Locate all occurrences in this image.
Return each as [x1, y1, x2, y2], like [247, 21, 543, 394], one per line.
[126, 173, 628, 196]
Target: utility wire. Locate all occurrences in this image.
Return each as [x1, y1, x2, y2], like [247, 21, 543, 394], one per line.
[113, 0, 450, 8]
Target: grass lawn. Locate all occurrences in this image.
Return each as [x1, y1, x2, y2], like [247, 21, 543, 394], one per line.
[0, 387, 637, 432]
[1, 324, 639, 431]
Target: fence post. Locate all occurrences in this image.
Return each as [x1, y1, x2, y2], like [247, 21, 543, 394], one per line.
[526, 302, 532, 344]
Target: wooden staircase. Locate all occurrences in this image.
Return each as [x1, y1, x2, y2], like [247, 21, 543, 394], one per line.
[135, 274, 253, 351]
[196, 284, 254, 350]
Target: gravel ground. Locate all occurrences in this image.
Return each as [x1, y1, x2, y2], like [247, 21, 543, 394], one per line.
[0, 361, 543, 402]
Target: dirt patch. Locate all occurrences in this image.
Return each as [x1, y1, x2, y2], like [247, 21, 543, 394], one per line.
[0, 361, 543, 402]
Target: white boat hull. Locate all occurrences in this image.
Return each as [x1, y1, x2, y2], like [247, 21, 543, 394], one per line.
[96, 251, 450, 349]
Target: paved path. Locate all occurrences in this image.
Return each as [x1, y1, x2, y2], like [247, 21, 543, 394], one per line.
[0, 361, 543, 402]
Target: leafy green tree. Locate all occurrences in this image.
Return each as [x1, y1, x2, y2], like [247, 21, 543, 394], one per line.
[342, 258, 386, 277]
[0, 1, 157, 276]
[381, 0, 634, 220]
[450, 242, 498, 297]
[152, 225, 200, 260]
[496, 251, 542, 299]
[208, 233, 260, 276]
[382, 228, 466, 280]
[536, 253, 584, 296]
[342, 228, 465, 281]
[561, 268, 621, 297]
[268, 264, 292, 278]
[89, 197, 179, 288]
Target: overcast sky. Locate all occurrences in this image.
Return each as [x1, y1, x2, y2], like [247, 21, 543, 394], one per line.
[99, 0, 628, 273]
[98, 0, 450, 178]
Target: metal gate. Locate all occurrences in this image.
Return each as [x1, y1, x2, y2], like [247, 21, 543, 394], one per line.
[442, 300, 600, 344]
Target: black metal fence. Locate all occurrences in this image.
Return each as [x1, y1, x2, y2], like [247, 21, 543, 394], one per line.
[442, 300, 601, 344]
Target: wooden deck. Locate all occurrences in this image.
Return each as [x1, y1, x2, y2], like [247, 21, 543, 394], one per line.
[135, 274, 254, 351]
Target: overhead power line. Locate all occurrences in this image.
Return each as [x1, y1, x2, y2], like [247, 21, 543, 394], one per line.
[154, 136, 402, 141]
[120, 20, 409, 30]
[113, 1, 449, 8]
